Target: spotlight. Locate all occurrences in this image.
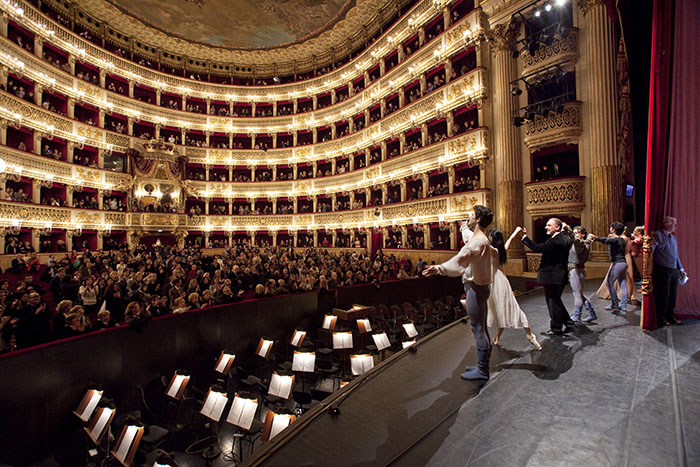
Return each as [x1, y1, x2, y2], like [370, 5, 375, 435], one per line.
[555, 0, 567, 5]
[544, 2, 552, 11]
[512, 116, 525, 127]
[510, 86, 523, 96]
[534, 8, 542, 17]
[272, 76, 281, 83]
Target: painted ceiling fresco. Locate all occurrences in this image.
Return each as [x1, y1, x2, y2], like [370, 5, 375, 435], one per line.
[106, 0, 356, 49]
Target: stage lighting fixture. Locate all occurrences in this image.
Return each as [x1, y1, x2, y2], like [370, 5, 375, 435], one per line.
[555, 0, 567, 6]
[544, 2, 553, 11]
[273, 76, 281, 83]
[512, 49, 520, 59]
[534, 8, 542, 17]
[510, 86, 523, 96]
[512, 116, 525, 127]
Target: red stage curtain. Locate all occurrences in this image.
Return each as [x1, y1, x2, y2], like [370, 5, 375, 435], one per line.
[664, 0, 700, 317]
[641, 0, 675, 330]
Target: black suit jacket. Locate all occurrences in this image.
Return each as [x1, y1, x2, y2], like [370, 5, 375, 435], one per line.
[522, 233, 572, 284]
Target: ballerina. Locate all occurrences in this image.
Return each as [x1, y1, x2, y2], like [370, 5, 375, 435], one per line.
[488, 229, 542, 350]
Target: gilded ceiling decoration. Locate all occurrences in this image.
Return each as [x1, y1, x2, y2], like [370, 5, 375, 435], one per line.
[105, 0, 356, 49]
[69, 0, 400, 65]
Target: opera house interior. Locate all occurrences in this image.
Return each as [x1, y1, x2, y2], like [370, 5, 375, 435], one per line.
[0, 0, 697, 465]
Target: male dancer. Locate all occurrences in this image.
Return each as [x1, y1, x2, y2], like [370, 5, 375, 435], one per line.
[592, 221, 628, 312]
[423, 205, 494, 380]
[515, 218, 573, 335]
[566, 225, 596, 322]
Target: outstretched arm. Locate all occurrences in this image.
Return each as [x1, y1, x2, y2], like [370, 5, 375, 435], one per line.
[505, 228, 521, 251]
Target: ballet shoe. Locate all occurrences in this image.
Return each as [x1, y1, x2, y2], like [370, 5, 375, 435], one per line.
[527, 333, 542, 351]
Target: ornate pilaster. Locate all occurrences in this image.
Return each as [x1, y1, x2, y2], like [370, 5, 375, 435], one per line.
[581, 0, 622, 257]
[489, 19, 524, 257]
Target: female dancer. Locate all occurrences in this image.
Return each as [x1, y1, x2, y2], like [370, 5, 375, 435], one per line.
[488, 229, 542, 350]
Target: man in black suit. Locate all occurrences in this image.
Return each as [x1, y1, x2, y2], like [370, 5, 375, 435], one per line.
[515, 218, 573, 335]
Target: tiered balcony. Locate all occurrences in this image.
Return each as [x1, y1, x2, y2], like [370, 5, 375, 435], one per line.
[525, 175, 585, 218]
[520, 29, 579, 76]
[523, 101, 582, 150]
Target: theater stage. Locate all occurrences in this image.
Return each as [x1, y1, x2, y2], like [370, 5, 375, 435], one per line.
[237, 282, 698, 467]
[146, 282, 698, 467]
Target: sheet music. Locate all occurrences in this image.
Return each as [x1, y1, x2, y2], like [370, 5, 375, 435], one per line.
[372, 333, 391, 351]
[166, 374, 186, 398]
[115, 425, 138, 461]
[269, 415, 291, 440]
[216, 354, 234, 373]
[258, 339, 273, 358]
[358, 319, 372, 332]
[332, 332, 352, 349]
[201, 391, 228, 421]
[90, 408, 112, 440]
[290, 331, 305, 347]
[79, 390, 102, 421]
[292, 352, 315, 372]
[269, 374, 293, 399]
[350, 355, 374, 375]
[402, 340, 416, 348]
[403, 323, 418, 338]
[226, 396, 257, 430]
[322, 315, 336, 329]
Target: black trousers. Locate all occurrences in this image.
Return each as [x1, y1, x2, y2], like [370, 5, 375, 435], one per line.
[543, 283, 569, 331]
[653, 264, 679, 325]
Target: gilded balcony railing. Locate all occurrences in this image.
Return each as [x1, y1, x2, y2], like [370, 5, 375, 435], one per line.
[525, 176, 585, 218]
[523, 101, 582, 150]
[520, 29, 579, 76]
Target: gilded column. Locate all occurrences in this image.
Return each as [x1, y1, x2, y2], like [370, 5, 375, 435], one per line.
[488, 21, 524, 257]
[581, 0, 622, 257]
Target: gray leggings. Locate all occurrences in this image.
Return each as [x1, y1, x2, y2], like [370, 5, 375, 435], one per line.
[569, 267, 592, 308]
[465, 282, 491, 350]
[607, 262, 628, 304]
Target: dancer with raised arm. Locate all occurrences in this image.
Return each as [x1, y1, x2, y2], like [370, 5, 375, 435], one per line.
[566, 225, 597, 322]
[488, 229, 542, 350]
[592, 222, 628, 312]
[515, 218, 573, 335]
[423, 205, 495, 380]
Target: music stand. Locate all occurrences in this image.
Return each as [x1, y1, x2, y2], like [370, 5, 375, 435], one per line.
[225, 393, 260, 463]
[260, 410, 297, 442]
[215, 351, 236, 391]
[322, 314, 338, 330]
[73, 386, 103, 423]
[350, 354, 374, 375]
[111, 422, 144, 467]
[289, 330, 306, 348]
[165, 370, 190, 401]
[402, 339, 417, 349]
[199, 387, 229, 462]
[292, 351, 316, 392]
[85, 405, 115, 445]
[402, 322, 419, 338]
[371, 332, 391, 361]
[268, 372, 295, 400]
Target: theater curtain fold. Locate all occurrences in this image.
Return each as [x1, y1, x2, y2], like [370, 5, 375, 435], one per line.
[663, 0, 700, 317]
[641, 0, 674, 330]
[642, 0, 699, 329]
